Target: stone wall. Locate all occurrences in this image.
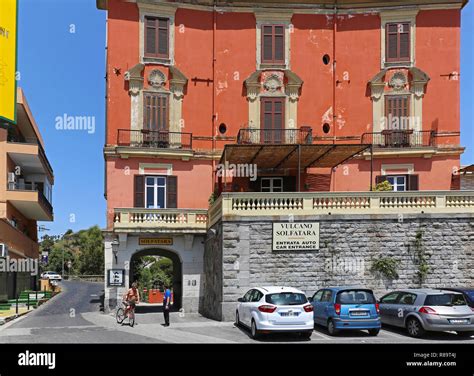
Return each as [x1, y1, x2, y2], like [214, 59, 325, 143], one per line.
[207, 213, 474, 321]
[200, 226, 224, 320]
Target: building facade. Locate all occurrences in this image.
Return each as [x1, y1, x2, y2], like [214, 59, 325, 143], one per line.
[98, 0, 471, 316]
[0, 88, 54, 301]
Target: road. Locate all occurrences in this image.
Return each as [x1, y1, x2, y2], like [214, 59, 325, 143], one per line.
[0, 281, 473, 343]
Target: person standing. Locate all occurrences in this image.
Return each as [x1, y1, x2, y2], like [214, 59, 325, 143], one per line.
[163, 284, 171, 327]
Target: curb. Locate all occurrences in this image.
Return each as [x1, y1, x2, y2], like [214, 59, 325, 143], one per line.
[0, 290, 62, 328]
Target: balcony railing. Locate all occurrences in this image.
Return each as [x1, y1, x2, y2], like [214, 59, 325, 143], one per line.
[237, 128, 313, 145]
[8, 182, 53, 214]
[7, 136, 54, 176]
[117, 129, 193, 150]
[208, 191, 474, 227]
[113, 208, 208, 232]
[361, 130, 436, 148]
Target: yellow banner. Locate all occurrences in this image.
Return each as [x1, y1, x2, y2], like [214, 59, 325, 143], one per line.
[0, 0, 18, 123]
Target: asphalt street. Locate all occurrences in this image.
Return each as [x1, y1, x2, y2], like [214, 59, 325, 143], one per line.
[0, 281, 473, 344]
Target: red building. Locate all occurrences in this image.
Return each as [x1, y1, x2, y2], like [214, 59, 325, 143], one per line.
[97, 0, 468, 312]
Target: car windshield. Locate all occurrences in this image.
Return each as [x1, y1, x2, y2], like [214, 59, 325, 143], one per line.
[336, 290, 376, 304]
[424, 294, 467, 306]
[265, 293, 307, 306]
[466, 292, 474, 301]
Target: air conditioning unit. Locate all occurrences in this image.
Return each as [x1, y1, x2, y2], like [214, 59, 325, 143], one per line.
[0, 244, 8, 258]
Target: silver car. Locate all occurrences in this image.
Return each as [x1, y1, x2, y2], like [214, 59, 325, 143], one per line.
[379, 289, 474, 338]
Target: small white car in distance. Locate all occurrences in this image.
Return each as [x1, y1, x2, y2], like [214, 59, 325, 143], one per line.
[236, 286, 314, 339]
[41, 271, 62, 281]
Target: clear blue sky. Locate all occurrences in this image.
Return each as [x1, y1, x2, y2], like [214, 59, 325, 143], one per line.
[17, 0, 474, 237]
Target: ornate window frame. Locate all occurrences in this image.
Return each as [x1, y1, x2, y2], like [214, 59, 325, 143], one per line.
[255, 11, 293, 70]
[138, 2, 177, 66]
[125, 64, 188, 138]
[244, 70, 302, 135]
[380, 9, 418, 69]
[369, 67, 429, 134]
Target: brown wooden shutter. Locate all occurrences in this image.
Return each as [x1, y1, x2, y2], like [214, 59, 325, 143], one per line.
[399, 23, 410, 59]
[167, 176, 177, 208]
[262, 25, 273, 63]
[274, 26, 285, 62]
[134, 175, 145, 208]
[386, 22, 410, 62]
[145, 17, 157, 56]
[158, 18, 169, 57]
[262, 25, 285, 64]
[408, 175, 419, 191]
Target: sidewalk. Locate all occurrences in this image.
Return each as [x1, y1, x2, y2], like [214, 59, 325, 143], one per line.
[81, 310, 245, 343]
[0, 306, 33, 325]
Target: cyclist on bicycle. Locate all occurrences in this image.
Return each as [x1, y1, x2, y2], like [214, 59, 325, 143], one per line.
[123, 282, 140, 317]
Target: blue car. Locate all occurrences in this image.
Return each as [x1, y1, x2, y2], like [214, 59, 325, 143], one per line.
[309, 287, 381, 336]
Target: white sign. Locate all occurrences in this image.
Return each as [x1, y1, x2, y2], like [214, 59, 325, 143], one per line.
[107, 269, 125, 287]
[272, 222, 320, 251]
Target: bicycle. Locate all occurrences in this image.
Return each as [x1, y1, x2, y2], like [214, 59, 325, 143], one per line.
[116, 301, 136, 327]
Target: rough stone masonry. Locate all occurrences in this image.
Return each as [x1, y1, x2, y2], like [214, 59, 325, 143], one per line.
[200, 213, 474, 321]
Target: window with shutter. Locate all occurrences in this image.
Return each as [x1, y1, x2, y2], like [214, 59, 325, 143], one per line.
[261, 24, 285, 64]
[166, 176, 178, 208]
[386, 22, 411, 63]
[145, 16, 169, 59]
[385, 95, 410, 130]
[134, 175, 145, 208]
[260, 97, 285, 143]
[144, 93, 169, 131]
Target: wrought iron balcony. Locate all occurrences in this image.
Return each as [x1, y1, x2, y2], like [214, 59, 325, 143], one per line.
[237, 128, 313, 145]
[117, 129, 193, 150]
[361, 130, 436, 148]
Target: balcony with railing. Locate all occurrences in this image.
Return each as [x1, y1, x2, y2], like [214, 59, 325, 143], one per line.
[117, 129, 193, 150]
[237, 127, 313, 145]
[208, 190, 474, 227]
[6, 135, 54, 181]
[361, 130, 436, 148]
[6, 182, 53, 221]
[113, 208, 208, 233]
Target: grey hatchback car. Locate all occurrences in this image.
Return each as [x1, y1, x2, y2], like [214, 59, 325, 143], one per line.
[379, 289, 474, 338]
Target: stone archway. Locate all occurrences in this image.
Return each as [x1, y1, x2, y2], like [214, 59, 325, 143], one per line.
[130, 248, 183, 310]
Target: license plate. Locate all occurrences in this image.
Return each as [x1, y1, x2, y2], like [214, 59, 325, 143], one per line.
[280, 312, 299, 317]
[351, 311, 368, 316]
[449, 319, 469, 324]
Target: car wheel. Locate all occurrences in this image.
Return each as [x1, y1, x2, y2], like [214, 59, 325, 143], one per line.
[406, 318, 425, 338]
[368, 328, 380, 336]
[250, 319, 260, 340]
[456, 331, 473, 338]
[235, 311, 240, 327]
[327, 320, 339, 336]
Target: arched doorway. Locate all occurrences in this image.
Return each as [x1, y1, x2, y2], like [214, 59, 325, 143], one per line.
[129, 248, 182, 311]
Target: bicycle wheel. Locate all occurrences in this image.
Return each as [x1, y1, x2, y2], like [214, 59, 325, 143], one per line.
[116, 308, 125, 324]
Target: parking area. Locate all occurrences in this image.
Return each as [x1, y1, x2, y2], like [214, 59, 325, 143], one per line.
[81, 310, 474, 344]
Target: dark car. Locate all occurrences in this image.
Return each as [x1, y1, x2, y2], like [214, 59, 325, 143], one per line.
[441, 287, 474, 308]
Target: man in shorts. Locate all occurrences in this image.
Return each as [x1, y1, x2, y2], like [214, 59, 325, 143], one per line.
[123, 282, 140, 317]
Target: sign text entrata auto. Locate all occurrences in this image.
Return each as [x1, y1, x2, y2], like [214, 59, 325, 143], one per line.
[272, 222, 320, 251]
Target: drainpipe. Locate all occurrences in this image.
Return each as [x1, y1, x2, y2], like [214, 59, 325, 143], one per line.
[212, 0, 217, 191]
[332, 1, 337, 143]
[331, 1, 338, 190]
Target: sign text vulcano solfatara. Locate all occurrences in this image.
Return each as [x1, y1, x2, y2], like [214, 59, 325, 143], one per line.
[272, 222, 320, 251]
